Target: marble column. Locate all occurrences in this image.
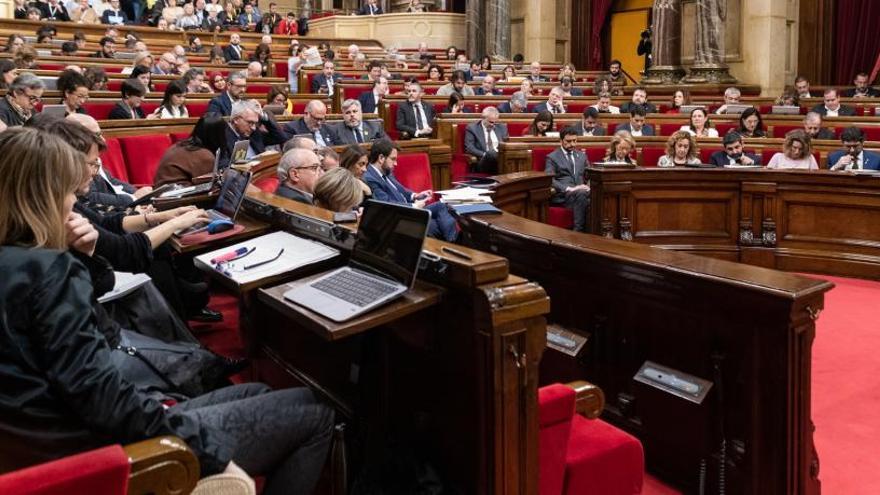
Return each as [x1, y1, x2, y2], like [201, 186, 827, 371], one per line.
[485, 0, 510, 59]
[465, 0, 485, 59]
[643, 0, 686, 84]
[682, 0, 737, 84]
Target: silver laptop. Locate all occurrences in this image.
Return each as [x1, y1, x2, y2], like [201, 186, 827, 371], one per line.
[41, 104, 67, 118]
[679, 104, 706, 114]
[176, 167, 251, 236]
[231, 139, 250, 164]
[771, 105, 801, 115]
[39, 77, 58, 90]
[284, 200, 430, 322]
[721, 104, 753, 114]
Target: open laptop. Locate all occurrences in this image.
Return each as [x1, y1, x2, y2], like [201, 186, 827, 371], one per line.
[771, 105, 801, 115]
[175, 167, 252, 236]
[679, 104, 706, 114]
[721, 104, 753, 114]
[284, 200, 430, 322]
[231, 140, 250, 164]
[41, 105, 67, 118]
[161, 148, 224, 198]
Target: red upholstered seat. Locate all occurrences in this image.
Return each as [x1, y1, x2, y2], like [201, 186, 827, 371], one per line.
[567, 103, 588, 114]
[395, 153, 433, 192]
[248, 83, 272, 94]
[141, 102, 159, 115]
[106, 80, 122, 91]
[607, 122, 619, 134]
[153, 82, 168, 92]
[761, 148, 780, 165]
[700, 147, 722, 163]
[585, 146, 607, 164]
[640, 146, 665, 167]
[771, 124, 802, 139]
[715, 123, 737, 136]
[547, 207, 574, 229]
[274, 61, 288, 79]
[82, 102, 116, 120]
[170, 132, 190, 143]
[253, 176, 279, 192]
[660, 123, 684, 136]
[0, 444, 130, 495]
[386, 102, 401, 140]
[508, 122, 530, 137]
[758, 104, 773, 114]
[291, 102, 308, 114]
[863, 127, 880, 141]
[539, 384, 576, 495]
[100, 137, 129, 183]
[340, 83, 372, 102]
[188, 101, 209, 117]
[532, 147, 554, 172]
[450, 123, 470, 181]
[119, 134, 173, 185]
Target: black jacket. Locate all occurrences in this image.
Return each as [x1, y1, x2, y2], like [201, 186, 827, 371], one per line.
[0, 97, 29, 127]
[108, 102, 146, 120]
[74, 201, 153, 274]
[395, 100, 436, 139]
[0, 247, 231, 475]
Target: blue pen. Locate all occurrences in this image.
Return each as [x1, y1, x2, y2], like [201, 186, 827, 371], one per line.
[211, 246, 253, 264]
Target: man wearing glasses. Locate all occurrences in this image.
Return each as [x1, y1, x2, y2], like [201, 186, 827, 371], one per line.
[207, 72, 247, 117]
[225, 99, 286, 162]
[0, 73, 45, 127]
[275, 148, 324, 205]
[283, 100, 335, 146]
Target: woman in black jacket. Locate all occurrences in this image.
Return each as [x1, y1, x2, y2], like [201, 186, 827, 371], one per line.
[0, 127, 333, 494]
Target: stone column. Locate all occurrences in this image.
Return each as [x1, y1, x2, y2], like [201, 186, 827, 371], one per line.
[522, 0, 556, 62]
[485, 0, 510, 59]
[643, 0, 686, 84]
[682, 0, 737, 84]
[465, 0, 485, 59]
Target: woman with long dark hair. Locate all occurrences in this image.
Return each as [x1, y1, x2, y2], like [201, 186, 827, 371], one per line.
[154, 114, 227, 186]
[156, 79, 189, 118]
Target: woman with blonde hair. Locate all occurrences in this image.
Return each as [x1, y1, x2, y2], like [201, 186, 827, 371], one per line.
[314, 168, 364, 213]
[604, 130, 636, 163]
[658, 131, 701, 167]
[766, 129, 818, 170]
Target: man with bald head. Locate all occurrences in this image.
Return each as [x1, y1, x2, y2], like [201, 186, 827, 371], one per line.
[68, 113, 153, 210]
[275, 148, 324, 204]
[283, 100, 336, 146]
[464, 106, 509, 174]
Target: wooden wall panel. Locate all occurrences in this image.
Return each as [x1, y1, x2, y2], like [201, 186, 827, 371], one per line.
[797, 0, 834, 84]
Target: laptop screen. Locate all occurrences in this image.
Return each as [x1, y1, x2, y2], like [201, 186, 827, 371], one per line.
[214, 168, 251, 219]
[351, 200, 430, 288]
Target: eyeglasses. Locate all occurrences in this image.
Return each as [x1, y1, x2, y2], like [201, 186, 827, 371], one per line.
[20, 92, 41, 103]
[295, 164, 321, 172]
[86, 159, 101, 169]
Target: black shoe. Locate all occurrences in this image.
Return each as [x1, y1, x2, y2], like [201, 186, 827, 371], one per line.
[220, 356, 250, 376]
[189, 308, 223, 323]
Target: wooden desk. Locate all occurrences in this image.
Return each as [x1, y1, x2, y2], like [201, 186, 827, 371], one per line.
[588, 167, 880, 280]
[457, 210, 831, 494]
[169, 215, 271, 254]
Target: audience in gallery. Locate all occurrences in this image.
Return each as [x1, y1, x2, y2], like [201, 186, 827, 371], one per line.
[545, 127, 590, 232]
[766, 130, 818, 170]
[657, 131, 701, 168]
[680, 107, 718, 138]
[604, 131, 636, 164]
[709, 132, 761, 167]
[522, 110, 554, 137]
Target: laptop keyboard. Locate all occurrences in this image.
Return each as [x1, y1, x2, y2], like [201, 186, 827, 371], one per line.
[312, 269, 399, 307]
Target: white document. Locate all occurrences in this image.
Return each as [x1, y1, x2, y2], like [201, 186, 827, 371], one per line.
[195, 231, 340, 284]
[98, 272, 152, 304]
[436, 186, 495, 204]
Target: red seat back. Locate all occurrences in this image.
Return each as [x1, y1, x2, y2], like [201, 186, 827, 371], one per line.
[660, 123, 683, 136]
[81, 102, 116, 120]
[395, 153, 433, 192]
[538, 384, 575, 495]
[771, 125, 802, 139]
[188, 101, 209, 117]
[274, 61, 288, 79]
[640, 146, 665, 167]
[585, 146, 606, 164]
[532, 147, 554, 172]
[508, 122, 530, 137]
[762, 148, 780, 165]
[0, 445, 130, 495]
[254, 176, 279, 192]
[340, 84, 373, 103]
[862, 127, 880, 141]
[386, 102, 401, 139]
[170, 132, 190, 143]
[700, 147, 722, 163]
[715, 123, 737, 137]
[119, 134, 173, 185]
[100, 137, 129, 182]
[567, 102, 589, 114]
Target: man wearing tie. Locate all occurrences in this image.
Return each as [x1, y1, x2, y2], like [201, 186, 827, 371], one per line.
[311, 61, 342, 97]
[364, 139, 458, 242]
[357, 0, 383, 15]
[464, 107, 509, 174]
[829, 127, 880, 171]
[333, 99, 386, 145]
[223, 33, 244, 62]
[358, 76, 388, 114]
[533, 87, 567, 114]
[545, 128, 591, 232]
[395, 83, 435, 139]
[283, 100, 336, 146]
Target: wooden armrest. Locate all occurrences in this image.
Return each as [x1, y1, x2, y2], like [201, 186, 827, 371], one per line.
[567, 380, 605, 419]
[125, 436, 200, 495]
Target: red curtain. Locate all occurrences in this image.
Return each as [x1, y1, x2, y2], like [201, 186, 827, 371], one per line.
[834, 0, 880, 85]
[590, 0, 614, 70]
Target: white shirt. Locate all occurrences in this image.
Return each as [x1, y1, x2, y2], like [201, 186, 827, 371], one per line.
[413, 102, 429, 136]
[98, 166, 136, 200]
[630, 128, 643, 137]
[590, 104, 620, 114]
[679, 125, 719, 137]
[482, 124, 498, 153]
[846, 151, 865, 170]
[825, 106, 839, 117]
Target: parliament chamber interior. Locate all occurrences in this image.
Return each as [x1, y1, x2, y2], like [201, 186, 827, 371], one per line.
[0, 0, 879, 493]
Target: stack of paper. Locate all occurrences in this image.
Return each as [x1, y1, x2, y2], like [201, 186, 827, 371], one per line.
[436, 186, 494, 204]
[195, 231, 340, 284]
[98, 272, 152, 304]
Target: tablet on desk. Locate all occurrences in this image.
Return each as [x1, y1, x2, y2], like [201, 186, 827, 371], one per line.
[41, 105, 67, 118]
[127, 183, 177, 208]
[231, 140, 250, 164]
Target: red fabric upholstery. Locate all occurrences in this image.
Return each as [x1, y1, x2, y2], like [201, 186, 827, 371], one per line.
[0, 445, 130, 495]
[188, 101, 209, 118]
[532, 147, 554, 172]
[539, 384, 576, 495]
[81, 102, 116, 120]
[715, 123, 737, 137]
[100, 137, 129, 183]
[153, 82, 168, 92]
[253, 176, 279, 192]
[762, 148, 780, 165]
[606, 122, 619, 134]
[563, 415, 644, 495]
[141, 102, 159, 115]
[170, 132, 191, 143]
[548, 207, 574, 229]
[660, 123, 684, 136]
[395, 153, 433, 192]
[119, 134, 173, 185]
[585, 146, 607, 164]
[248, 84, 273, 95]
[450, 123, 470, 181]
[771, 124, 802, 139]
[386, 102, 401, 139]
[340, 83, 372, 103]
[274, 61, 288, 79]
[508, 122, 530, 137]
[863, 127, 880, 141]
[640, 146, 665, 167]
[106, 80, 122, 91]
[567, 102, 589, 114]
[700, 147, 722, 164]
[292, 102, 308, 115]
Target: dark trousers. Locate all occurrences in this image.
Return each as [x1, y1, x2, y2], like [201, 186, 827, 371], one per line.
[554, 190, 590, 232]
[426, 202, 459, 242]
[474, 151, 499, 174]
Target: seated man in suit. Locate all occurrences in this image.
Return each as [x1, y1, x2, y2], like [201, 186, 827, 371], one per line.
[615, 107, 654, 136]
[794, 76, 816, 99]
[591, 92, 620, 114]
[498, 91, 528, 114]
[709, 132, 761, 167]
[841, 73, 880, 98]
[207, 72, 247, 116]
[311, 60, 343, 97]
[223, 33, 245, 62]
[533, 87, 567, 114]
[333, 99, 386, 145]
[275, 148, 324, 204]
[828, 126, 880, 171]
[358, 76, 389, 114]
[570, 107, 606, 137]
[803, 112, 836, 140]
[475, 75, 502, 96]
[810, 88, 856, 117]
[620, 86, 657, 114]
[545, 128, 590, 232]
[714, 87, 743, 115]
[283, 100, 336, 146]
[108, 80, 153, 120]
[358, 0, 383, 15]
[527, 61, 547, 83]
[396, 82, 435, 139]
[464, 107, 509, 174]
[225, 99, 287, 162]
[364, 139, 458, 242]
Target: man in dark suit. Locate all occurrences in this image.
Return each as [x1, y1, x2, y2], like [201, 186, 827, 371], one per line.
[274, 148, 323, 204]
[828, 127, 880, 171]
[283, 100, 336, 146]
[39, 0, 70, 21]
[569, 107, 607, 137]
[794, 76, 816, 99]
[311, 60, 343, 97]
[803, 112, 836, 141]
[223, 33, 244, 62]
[545, 128, 590, 232]
[357, 0, 383, 15]
[107, 80, 148, 119]
[464, 107, 509, 174]
[619, 86, 657, 114]
[527, 61, 547, 82]
[100, 0, 128, 24]
[224, 100, 286, 163]
[474, 75, 502, 96]
[810, 88, 856, 117]
[396, 83, 436, 139]
[497, 91, 528, 114]
[333, 99, 386, 145]
[363, 139, 458, 242]
[709, 132, 761, 167]
[841, 73, 880, 98]
[615, 107, 655, 136]
[206, 72, 247, 116]
[358, 76, 388, 114]
[533, 87, 567, 114]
